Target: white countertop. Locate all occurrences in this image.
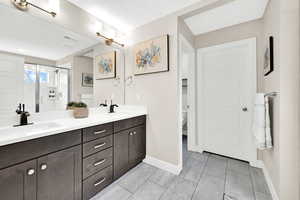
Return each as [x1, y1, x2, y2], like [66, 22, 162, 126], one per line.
[0, 106, 147, 147]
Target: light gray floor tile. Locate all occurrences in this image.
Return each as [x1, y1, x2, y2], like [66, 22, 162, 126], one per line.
[180, 157, 206, 183]
[90, 140, 273, 200]
[255, 192, 273, 200]
[160, 189, 192, 200]
[149, 168, 176, 188]
[225, 171, 255, 200]
[250, 167, 271, 195]
[164, 176, 197, 200]
[203, 157, 227, 179]
[189, 152, 208, 162]
[209, 154, 229, 161]
[227, 159, 250, 176]
[129, 181, 165, 200]
[183, 150, 191, 164]
[118, 163, 157, 193]
[192, 174, 224, 200]
[90, 185, 132, 200]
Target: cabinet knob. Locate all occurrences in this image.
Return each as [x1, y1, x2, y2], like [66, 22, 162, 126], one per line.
[133, 131, 137, 135]
[40, 164, 47, 171]
[129, 132, 133, 136]
[27, 169, 35, 176]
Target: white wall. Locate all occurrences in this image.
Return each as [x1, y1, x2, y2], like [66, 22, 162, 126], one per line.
[72, 56, 93, 102]
[262, 0, 280, 196]
[124, 14, 180, 167]
[93, 45, 125, 105]
[0, 52, 24, 126]
[278, 0, 300, 199]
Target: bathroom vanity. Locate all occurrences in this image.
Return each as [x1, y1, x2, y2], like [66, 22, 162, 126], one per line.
[0, 114, 146, 200]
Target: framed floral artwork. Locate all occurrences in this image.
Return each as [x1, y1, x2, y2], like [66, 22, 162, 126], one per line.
[95, 51, 116, 80]
[133, 35, 169, 75]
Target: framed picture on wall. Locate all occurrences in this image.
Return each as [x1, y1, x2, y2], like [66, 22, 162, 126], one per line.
[264, 36, 274, 76]
[133, 35, 169, 75]
[95, 51, 116, 80]
[82, 73, 93, 87]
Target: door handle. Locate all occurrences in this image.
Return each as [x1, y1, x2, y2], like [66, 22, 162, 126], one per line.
[242, 107, 248, 112]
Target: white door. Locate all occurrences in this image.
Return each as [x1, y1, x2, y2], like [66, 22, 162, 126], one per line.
[197, 38, 256, 162]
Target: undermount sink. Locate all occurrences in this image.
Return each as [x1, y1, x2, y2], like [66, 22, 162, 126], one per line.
[20, 122, 62, 131]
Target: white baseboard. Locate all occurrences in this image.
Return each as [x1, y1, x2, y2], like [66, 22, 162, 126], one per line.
[143, 156, 182, 175]
[188, 145, 204, 153]
[261, 163, 280, 200]
[250, 160, 264, 168]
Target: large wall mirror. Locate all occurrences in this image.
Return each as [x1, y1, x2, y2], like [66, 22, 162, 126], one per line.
[0, 3, 125, 126]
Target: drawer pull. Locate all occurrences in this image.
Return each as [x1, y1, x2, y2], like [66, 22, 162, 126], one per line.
[94, 142, 106, 149]
[94, 177, 106, 187]
[94, 130, 106, 135]
[94, 159, 106, 167]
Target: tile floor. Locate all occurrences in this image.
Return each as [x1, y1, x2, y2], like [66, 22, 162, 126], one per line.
[91, 138, 273, 200]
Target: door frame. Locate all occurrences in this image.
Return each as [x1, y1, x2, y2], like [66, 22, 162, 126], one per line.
[197, 38, 258, 165]
[178, 34, 197, 164]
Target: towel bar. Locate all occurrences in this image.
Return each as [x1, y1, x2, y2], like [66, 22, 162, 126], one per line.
[264, 92, 278, 97]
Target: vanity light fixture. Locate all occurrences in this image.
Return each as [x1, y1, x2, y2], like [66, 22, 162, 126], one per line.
[11, 0, 57, 17]
[96, 32, 125, 47]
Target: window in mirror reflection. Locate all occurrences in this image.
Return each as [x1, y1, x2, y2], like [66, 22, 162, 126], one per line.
[23, 64, 70, 113]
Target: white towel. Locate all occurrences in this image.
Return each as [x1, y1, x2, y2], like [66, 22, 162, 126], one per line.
[253, 93, 273, 150]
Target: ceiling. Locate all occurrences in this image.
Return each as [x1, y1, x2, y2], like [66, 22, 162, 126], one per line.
[0, 4, 98, 61]
[184, 0, 269, 35]
[66, 0, 204, 32]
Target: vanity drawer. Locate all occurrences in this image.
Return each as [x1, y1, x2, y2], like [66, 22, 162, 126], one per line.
[83, 135, 113, 157]
[83, 166, 113, 200]
[83, 123, 113, 142]
[0, 130, 82, 170]
[114, 115, 146, 133]
[83, 148, 113, 179]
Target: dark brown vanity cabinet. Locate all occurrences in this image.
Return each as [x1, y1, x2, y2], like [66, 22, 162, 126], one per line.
[37, 146, 82, 200]
[114, 116, 146, 180]
[0, 146, 82, 200]
[0, 160, 37, 200]
[0, 130, 82, 200]
[0, 115, 146, 200]
[128, 125, 146, 168]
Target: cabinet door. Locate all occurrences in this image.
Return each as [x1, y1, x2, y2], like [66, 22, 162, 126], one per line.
[0, 160, 37, 200]
[114, 130, 129, 180]
[37, 146, 82, 200]
[129, 125, 146, 168]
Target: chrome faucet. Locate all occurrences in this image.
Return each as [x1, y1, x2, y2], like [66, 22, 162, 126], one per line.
[15, 103, 31, 126]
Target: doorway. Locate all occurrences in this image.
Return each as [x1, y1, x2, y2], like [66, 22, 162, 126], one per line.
[197, 38, 257, 163]
[179, 34, 196, 167]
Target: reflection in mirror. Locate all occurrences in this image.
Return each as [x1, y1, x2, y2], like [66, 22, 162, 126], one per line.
[0, 3, 125, 126]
